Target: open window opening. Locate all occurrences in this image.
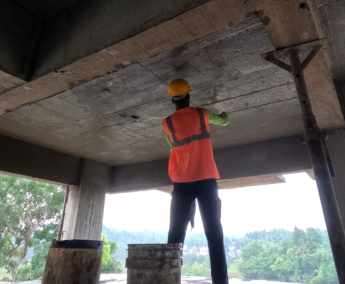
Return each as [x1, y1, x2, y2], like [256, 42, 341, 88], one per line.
[0, 173, 66, 282]
[102, 172, 338, 284]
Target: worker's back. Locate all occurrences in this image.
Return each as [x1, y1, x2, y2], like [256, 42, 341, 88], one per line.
[162, 107, 220, 182]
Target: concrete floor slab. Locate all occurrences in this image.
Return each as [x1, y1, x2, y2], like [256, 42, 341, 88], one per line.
[0, 18, 304, 165]
[7, 275, 303, 284]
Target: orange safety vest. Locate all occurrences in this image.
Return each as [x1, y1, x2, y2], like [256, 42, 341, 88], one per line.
[162, 107, 220, 183]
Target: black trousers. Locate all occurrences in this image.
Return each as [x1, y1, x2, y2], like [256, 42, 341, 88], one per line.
[167, 179, 228, 284]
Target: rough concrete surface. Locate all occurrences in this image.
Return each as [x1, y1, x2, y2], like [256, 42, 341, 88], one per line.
[0, 18, 304, 166]
[5, 275, 302, 284]
[315, 0, 345, 81]
[0, 0, 320, 116]
[110, 135, 312, 192]
[0, 134, 81, 185]
[73, 160, 108, 240]
[33, 0, 211, 78]
[0, 0, 41, 79]
[0, 70, 25, 95]
[10, 0, 78, 20]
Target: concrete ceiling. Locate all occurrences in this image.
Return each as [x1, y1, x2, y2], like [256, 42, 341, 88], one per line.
[0, 18, 303, 165]
[0, 0, 344, 168]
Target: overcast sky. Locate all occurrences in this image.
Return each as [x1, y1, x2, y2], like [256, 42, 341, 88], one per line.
[103, 172, 327, 236]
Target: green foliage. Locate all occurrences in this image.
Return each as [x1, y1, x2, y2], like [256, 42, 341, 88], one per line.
[102, 226, 240, 263]
[16, 240, 54, 281]
[101, 257, 122, 274]
[228, 259, 242, 278]
[240, 227, 338, 284]
[240, 241, 280, 280]
[183, 253, 208, 267]
[0, 266, 11, 280]
[182, 254, 212, 277]
[0, 174, 64, 281]
[102, 226, 168, 263]
[16, 262, 33, 281]
[30, 242, 51, 279]
[101, 234, 122, 273]
[182, 260, 211, 277]
[245, 229, 293, 246]
[102, 244, 111, 266]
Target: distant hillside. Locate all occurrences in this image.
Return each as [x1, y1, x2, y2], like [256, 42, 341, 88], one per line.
[102, 225, 300, 263]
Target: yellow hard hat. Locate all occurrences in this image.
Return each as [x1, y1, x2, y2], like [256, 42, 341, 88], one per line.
[168, 79, 192, 97]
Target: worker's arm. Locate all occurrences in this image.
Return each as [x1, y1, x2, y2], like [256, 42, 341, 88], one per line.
[163, 130, 173, 151]
[205, 109, 230, 126]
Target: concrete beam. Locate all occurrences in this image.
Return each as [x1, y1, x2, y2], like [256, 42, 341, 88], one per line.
[0, 69, 26, 95]
[33, 0, 211, 79]
[0, 134, 81, 185]
[110, 135, 312, 193]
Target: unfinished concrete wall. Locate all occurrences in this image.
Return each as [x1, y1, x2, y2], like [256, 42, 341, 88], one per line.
[0, 0, 41, 79]
[32, 0, 211, 78]
[0, 134, 81, 185]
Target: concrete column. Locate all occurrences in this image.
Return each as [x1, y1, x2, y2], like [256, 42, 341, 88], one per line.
[62, 159, 109, 241]
[327, 128, 345, 227]
[61, 187, 80, 240]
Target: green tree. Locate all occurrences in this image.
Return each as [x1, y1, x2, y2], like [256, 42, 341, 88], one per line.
[240, 241, 279, 280]
[182, 262, 211, 277]
[101, 234, 122, 273]
[0, 174, 65, 281]
[16, 228, 62, 281]
[239, 227, 338, 284]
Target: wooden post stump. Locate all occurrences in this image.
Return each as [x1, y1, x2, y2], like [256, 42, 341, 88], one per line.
[42, 239, 103, 284]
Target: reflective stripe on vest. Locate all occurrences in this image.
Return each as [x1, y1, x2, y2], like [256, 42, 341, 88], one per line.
[166, 108, 211, 147]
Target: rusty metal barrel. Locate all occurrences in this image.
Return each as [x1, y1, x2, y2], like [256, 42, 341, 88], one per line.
[42, 239, 103, 284]
[126, 243, 183, 284]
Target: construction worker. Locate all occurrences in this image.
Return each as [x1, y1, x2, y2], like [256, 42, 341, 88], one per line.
[162, 79, 229, 284]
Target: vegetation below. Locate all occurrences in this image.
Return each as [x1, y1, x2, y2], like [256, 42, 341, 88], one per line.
[0, 175, 122, 282]
[240, 227, 338, 284]
[103, 226, 338, 284]
[0, 174, 338, 284]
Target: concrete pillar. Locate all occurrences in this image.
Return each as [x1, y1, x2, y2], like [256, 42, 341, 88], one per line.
[61, 187, 80, 240]
[327, 128, 345, 228]
[62, 159, 109, 240]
